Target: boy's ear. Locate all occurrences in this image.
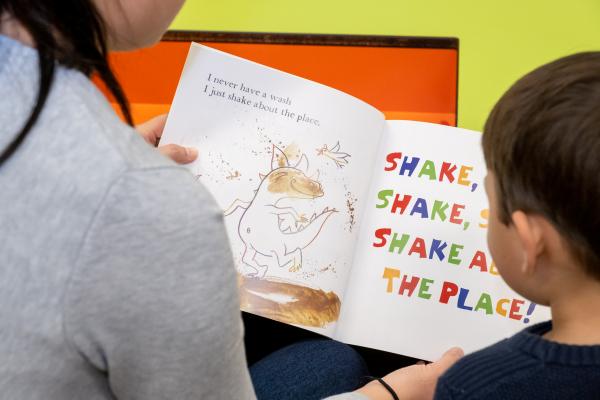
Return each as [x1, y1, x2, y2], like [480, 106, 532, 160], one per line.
[511, 211, 544, 274]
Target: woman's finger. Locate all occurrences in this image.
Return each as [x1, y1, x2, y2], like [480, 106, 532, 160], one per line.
[136, 114, 168, 146]
[159, 144, 198, 164]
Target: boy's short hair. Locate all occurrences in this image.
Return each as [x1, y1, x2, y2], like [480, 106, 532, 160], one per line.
[482, 52, 600, 278]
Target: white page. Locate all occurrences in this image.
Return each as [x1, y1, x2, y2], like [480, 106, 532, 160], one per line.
[161, 44, 385, 337]
[336, 121, 550, 360]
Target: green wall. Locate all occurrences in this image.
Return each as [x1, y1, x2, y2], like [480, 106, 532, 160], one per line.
[171, 0, 600, 131]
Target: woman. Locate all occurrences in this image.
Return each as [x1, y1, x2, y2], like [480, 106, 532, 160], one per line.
[0, 1, 460, 398]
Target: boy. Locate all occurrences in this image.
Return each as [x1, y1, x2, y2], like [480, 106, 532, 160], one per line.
[433, 52, 600, 398]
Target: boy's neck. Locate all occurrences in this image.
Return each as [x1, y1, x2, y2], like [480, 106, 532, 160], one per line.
[544, 276, 600, 345]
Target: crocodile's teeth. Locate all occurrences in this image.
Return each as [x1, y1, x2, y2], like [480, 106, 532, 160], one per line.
[310, 213, 317, 222]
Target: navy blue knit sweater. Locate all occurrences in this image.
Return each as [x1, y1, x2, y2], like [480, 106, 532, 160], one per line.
[434, 321, 600, 399]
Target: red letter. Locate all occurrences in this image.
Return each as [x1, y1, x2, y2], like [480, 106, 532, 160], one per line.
[408, 237, 427, 258]
[449, 204, 465, 225]
[398, 274, 420, 297]
[373, 228, 391, 248]
[509, 299, 524, 320]
[439, 281, 459, 304]
[468, 251, 488, 272]
[439, 162, 457, 183]
[391, 193, 412, 214]
[384, 152, 403, 171]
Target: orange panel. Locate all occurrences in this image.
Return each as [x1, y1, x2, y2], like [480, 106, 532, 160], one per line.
[98, 40, 457, 125]
[207, 43, 457, 115]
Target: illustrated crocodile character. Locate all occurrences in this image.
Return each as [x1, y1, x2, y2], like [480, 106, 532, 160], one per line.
[225, 145, 336, 278]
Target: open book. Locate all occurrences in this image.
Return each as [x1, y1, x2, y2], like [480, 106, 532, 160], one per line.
[160, 43, 550, 361]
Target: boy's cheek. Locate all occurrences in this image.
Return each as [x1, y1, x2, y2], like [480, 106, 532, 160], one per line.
[488, 220, 514, 271]
[487, 220, 526, 291]
[487, 224, 504, 271]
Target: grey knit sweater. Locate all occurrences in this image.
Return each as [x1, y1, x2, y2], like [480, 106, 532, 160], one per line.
[0, 34, 257, 399]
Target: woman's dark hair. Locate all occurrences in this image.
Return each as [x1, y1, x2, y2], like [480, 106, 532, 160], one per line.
[0, 0, 133, 165]
[483, 52, 600, 278]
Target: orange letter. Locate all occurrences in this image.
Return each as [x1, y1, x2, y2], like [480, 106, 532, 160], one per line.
[382, 267, 401, 293]
[479, 208, 489, 228]
[489, 260, 499, 276]
[457, 165, 473, 186]
[496, 298, 510, 317]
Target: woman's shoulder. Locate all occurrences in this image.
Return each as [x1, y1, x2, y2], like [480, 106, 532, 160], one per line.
[1, 33, 226, 276]
[0, 33, 173, 176]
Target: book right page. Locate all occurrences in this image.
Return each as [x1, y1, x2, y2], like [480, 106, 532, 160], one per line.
[336, 120, 550, 361]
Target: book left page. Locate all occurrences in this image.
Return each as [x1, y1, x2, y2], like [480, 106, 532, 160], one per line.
[160, 44, 386, 336]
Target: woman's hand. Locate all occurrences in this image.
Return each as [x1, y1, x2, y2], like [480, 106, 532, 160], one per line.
[356, 347, 464, 400]
[136, 114, 198, 164]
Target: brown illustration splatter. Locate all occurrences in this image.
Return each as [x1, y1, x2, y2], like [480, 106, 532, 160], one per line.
[226, 170, 241, 180]
[319, 264, 336, 274]
[238, 275, 341, 328]
[345, 191, 357, 232]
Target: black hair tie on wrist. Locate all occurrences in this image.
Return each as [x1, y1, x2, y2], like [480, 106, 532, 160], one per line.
[365, 376, 399, 400]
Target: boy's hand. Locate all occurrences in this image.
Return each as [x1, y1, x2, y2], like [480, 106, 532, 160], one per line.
[136, 114, 198, 164]
[356, 347, 463, 400]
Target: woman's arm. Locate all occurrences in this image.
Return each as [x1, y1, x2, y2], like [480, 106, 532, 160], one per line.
[63, 167, 255, 399]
